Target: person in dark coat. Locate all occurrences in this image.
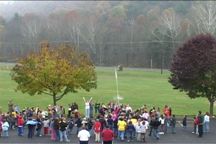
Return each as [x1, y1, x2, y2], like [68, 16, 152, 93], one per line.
[150, 117, 161, 140]
[26, 118, 37, 138]
[197, 111, 204, 138]
[182, 115, 187, 129]
[126, 121, 135, 142]
[170, 115, 176, 134]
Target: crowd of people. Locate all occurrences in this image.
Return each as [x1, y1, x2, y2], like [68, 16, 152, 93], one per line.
[0, 99, 211, 144]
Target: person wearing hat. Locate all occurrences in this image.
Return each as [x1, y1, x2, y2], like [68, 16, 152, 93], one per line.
[78, 126, 90, 144]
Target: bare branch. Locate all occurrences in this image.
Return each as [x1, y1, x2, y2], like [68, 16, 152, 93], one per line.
[193, 1, 216, 35]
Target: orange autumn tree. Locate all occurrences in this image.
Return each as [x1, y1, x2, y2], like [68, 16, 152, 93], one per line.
[11, 42, 97, 105]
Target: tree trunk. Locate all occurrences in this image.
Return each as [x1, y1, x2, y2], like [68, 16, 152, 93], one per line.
[53, 95, 57, 106]
[209, 100, 214, 116]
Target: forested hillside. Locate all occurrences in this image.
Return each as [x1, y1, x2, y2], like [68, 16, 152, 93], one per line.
[0, 1, 215, 68]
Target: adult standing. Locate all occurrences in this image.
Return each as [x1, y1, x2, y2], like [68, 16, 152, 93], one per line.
[90, 103, 94, 118]
[83, 97, 92, 118]
[26, 118, 37, 139]
[150, 117, 161, 140]
[8, 100, 14, 114]
[170, 115, 176, 134]
[197, 111, 204, 138]
[59, 117, 70, 142]
[204, 112, 210, 133]
[94, 102, 100, 114]
[101, 125, 114, 144]
[77, 126, 90, 144]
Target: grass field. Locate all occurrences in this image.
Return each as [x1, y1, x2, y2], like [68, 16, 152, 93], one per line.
[0, 66, 215, 115]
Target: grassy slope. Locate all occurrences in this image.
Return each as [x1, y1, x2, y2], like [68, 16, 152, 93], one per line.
[0, 67, 215, 115]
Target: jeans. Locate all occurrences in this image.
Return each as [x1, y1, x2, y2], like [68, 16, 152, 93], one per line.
[127, 130, 134, 140]
[55, 129, 60, 141]
[18, 126, 24, 136]
[59, 130, 70, 142]
[204, 121, 209, 133]
[28, 125, 35, 138]
[118, 130, 125, 140]
[113, 127, 118, 137]
[85, 108, 90, 118]
[152, 128, 159, 139]
[2, 130, 9, 137]
[36, 128, 42, 136]
[164, 118, 170, 133]
[198, 125, 203, 137]
[171, 125, 176, 134]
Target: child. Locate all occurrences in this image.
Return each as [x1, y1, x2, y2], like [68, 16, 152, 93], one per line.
[43, 117, 50, 136]
[159, 115, 165, 134]
[93, 119, 101, 142]
[135, 119, 142, 141]
[126, 121, 135, 142]
[141, 121, 147, 142]
[192, 116, 199, 134]
[2, 119, 10, 137]
[17, 115, 24, 136]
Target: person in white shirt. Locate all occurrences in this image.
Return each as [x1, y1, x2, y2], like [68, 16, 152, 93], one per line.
[159, 115, 165, 134]
[135, 119, 147, 142]
[204, 112, 210, 133]
[141, 111, 149, 120]
[83, 97, 92, 118]
[126, 104, 132, 112]
[2, 119, 10, 137]
[78, 126, 90, 144]
[42, 118, 50, 136]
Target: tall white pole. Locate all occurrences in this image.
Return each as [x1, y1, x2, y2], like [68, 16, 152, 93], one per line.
[115, 68, 120, 105]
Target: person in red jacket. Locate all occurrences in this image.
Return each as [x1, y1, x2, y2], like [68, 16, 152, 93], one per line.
[101, 125, 114, 144]
[17, 115, 24, 136]
[93, 119, 101, 142]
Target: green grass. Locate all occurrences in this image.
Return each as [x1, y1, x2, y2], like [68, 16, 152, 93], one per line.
[0, 67, 215, 115]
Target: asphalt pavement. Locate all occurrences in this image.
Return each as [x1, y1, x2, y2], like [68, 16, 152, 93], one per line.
[0, 118, 215, 144]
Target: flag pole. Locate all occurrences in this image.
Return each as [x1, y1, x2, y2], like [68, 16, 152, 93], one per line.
[115, 68, 120, 105]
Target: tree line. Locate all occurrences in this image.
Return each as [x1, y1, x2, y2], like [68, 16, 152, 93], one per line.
[0, 1, 216, 68]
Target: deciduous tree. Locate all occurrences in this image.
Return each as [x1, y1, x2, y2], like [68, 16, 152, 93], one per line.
[11, 42, 97, 105]
[169, 34, 216, 115]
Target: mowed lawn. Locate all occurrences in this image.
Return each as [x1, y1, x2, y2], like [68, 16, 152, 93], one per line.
[0, 67, 215, 115]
